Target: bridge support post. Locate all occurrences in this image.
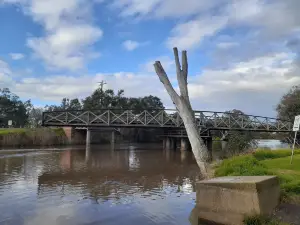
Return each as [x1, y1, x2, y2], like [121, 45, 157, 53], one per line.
[206, 137, 213, 162]
[111, 131, 115, 150]
[111, 131, 115, 144]
[180, 138, 189, 151]
[170, 138, 176, 151]
[165, 137, 171, 150]
[86, 128, 91, 146]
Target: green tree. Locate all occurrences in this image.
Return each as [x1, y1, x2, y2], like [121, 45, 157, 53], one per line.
[276, 85, 300, 122]
[220, 109, 256, 156]
[0, 88, 29, 127]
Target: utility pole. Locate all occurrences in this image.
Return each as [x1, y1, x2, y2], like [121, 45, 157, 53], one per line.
[97, 80, 107, 108]
[98, 80, 106, 92]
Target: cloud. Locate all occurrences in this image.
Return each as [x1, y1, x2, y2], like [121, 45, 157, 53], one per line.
[188, 52, 298, 116]
[4, 0, 103, 71]
[166, 15, 228, 50]
[10, 53, 25, 60]
[109, 0, 224, 18]
[2, 51, 298, 117]
[216, 42, 239, 49]
[122, 40, 140, 51]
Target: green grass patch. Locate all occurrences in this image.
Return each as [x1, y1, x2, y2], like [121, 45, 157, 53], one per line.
[243, 215, 290, 225]
[253, 149, 300, 160]
[214, 150, 300, 198]
[214, 155, 272, 177]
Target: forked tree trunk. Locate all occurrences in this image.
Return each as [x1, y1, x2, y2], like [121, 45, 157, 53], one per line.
[154, 47, 210, 175]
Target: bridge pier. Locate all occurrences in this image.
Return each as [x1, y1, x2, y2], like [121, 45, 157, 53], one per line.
[180, 138, 189, 151]
[111, 131, 115, 150]
[86, 128, 91, 146]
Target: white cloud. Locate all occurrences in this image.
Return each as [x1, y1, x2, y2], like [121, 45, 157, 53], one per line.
[4, 0, 103, 71]
[188, 52, 298, 116]
[10, 53, 25, 60]
[2, 51, 298, 117]
[167, 15, 228, 50]
[0, 59, 13, 87]
[122, 40, 141, 51]
[142, 56, 174, 73]
[109, 0, 224, 18]
[216, 42, 239, 49]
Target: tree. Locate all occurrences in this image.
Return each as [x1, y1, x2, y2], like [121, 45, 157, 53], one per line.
[0, 88, 29, 127]
[277, 85, 300, 122]
[28, 107, 43, 128]
[221, 109, 256, 156]
[45, 98, 82, 111]
[154, 47, 209, 175]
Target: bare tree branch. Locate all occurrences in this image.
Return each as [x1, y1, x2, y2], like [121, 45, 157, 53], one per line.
[173, 47, 181, 75]
[182, 50, 188, 82]
[154, 61, 180, 105]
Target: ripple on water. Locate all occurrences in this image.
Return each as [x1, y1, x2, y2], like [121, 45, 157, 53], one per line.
[0, 145, 200, 225]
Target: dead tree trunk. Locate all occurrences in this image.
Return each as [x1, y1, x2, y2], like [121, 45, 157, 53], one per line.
[154, 47, 210, 175]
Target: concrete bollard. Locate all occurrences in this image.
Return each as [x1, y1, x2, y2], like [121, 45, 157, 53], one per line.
[195, 176, 280, 225]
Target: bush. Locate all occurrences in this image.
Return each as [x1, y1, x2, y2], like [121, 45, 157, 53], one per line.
[253, 149, 300, 161]
[243, 215, 289, 225]
[0, 128, 67, 147]
[214, 155, 271, 177]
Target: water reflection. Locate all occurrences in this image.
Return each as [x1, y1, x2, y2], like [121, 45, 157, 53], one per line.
[0, 144, 201, 225]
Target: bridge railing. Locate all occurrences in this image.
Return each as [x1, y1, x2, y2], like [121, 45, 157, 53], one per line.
[42, 109, 293, 132]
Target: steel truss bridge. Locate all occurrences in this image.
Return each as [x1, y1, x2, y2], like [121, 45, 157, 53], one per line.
[42, 109, 293, 135]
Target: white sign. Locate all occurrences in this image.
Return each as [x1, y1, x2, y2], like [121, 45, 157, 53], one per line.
[293, 115, 300, 131]
[8, 120, 12, 126]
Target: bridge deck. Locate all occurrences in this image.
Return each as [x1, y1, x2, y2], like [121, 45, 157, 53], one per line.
[42, 109, 292, 132]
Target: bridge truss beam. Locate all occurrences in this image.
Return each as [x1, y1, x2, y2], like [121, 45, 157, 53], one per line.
[42, 109, 292, 133]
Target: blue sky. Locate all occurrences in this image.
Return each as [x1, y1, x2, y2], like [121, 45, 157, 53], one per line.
[0, 0, 300, 117]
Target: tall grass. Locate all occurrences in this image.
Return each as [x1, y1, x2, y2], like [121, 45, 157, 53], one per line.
[214, 150, 300, 197]
[0, 128, 68, 147]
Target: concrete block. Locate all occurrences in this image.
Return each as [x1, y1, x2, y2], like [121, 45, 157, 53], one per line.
[195, 176, 280, 225]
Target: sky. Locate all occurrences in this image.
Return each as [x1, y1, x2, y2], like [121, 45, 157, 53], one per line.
[0, 0, 300, 117]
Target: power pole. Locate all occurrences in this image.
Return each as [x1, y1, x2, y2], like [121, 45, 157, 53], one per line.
[97, 80, 107, 108]
[98, 80, 106, 92]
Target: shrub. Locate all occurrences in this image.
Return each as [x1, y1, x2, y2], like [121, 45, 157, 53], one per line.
[243, 215, 289, 225]
[253, 149, 300, 161]
[0, 128, 67, 147]
[214, 155, 271, 177]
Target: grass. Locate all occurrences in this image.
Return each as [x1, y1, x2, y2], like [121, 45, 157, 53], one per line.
[214, 149, 300, 197]
[214, 149, 300, 225]
[0, 128, 68, 147]
[243, 215, 290, 225]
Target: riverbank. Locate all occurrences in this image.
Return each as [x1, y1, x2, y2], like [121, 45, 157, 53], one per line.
[214, 149, 300, 225]
[0, 128, 68, 148]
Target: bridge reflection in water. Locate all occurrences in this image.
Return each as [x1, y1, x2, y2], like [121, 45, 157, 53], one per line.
[0, 145, 204, 225]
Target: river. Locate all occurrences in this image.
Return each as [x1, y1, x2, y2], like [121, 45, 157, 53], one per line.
[0, 144, 201, 225]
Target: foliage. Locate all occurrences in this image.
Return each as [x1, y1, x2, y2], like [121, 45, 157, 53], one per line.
[0, 128, 67, 147]
[214, 109, 256, 156]
[243, 215, 290, 225]
[214, 151, 300, 197]
[0, 88, 30, 128]
[276, 85, 300, 122]
[27, 107, 43, 128]
[253, 149, 300, 160]
[45, 87, 164, 113]
[214, 155, 270, 177]
[45, 97, 82, 111]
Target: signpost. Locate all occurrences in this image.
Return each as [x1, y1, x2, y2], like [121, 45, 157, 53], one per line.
[290, 115, 300, 164]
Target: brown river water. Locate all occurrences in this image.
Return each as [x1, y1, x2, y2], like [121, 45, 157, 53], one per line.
[0, 143, 202, 225]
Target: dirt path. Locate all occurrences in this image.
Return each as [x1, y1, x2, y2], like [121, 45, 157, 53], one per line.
[273, 203, 300, 225]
